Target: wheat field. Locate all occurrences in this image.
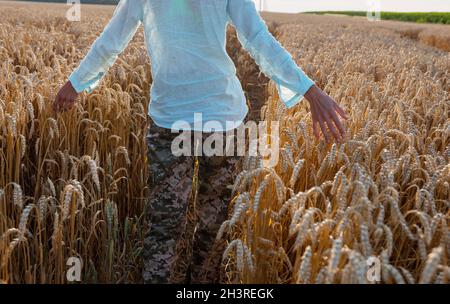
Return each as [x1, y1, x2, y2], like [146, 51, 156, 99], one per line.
[0, 1, 449, 284]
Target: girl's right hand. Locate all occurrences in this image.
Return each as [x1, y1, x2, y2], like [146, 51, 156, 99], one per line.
[304, 85, 348, 144]
[54, 81, 79, 113]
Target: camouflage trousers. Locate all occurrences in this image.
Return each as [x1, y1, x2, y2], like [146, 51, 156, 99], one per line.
[142, 122, 240, 284]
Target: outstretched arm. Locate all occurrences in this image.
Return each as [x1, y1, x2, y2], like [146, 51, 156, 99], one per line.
[54, 0, 142, 112]
[227, 0, 347, 143]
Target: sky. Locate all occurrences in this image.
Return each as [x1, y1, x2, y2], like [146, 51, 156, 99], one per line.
[257, 0, 450, 13]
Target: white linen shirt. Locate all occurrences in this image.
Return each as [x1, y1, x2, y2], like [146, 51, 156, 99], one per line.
[69, 0, 315, 131]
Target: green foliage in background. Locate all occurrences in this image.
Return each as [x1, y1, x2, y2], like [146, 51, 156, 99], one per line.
[306, 11, 450, 24]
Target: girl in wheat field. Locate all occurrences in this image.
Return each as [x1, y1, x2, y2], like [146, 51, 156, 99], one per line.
[54, 0, 347, 283]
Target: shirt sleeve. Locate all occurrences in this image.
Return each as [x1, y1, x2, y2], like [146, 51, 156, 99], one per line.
[227, 0, 315, 108]
[68, 0, 142, 93]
